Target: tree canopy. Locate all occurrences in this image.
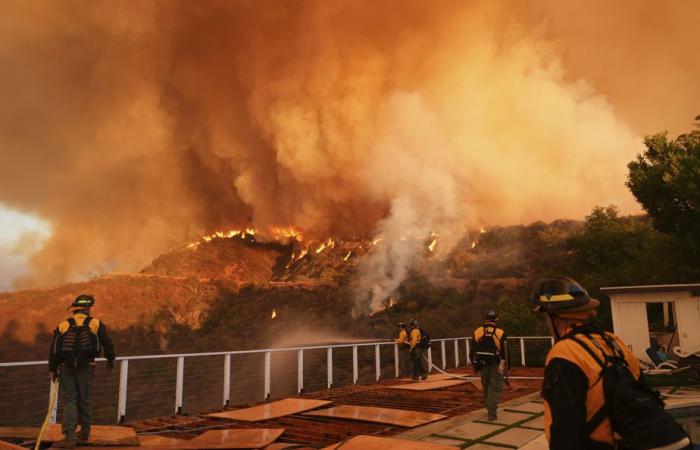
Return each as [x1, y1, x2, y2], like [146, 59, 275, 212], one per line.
[627, 116, 700, 243]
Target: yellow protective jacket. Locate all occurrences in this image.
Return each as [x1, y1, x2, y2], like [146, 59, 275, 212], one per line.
[49, 313, 115, 372]
[471, 323, 506, 362]
[544, 330, 641, 448]
[396, 329, 408, 345]
[409, 328, 421, 350]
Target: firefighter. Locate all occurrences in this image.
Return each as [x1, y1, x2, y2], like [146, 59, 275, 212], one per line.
[49, 295, 115, 449]
[408, 319, 429, 380]
[395, 322, 411, 377]
[470, 309, 508, 421]
[533, 277, 691, 450]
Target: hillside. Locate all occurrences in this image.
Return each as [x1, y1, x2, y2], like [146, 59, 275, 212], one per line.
[0, 220, 585, 362]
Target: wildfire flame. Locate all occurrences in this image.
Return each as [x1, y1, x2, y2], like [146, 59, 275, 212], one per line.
[343, 251, 352, 261]
[471, 240, 478, 249]
[315, 238, 335, 254]
[428, 239, 437, 253]
[480, 226, 487, 234]
[369, 297, 399, 317]
[271, 309, 277, 319]
[298, 248, 308, 259]
[271, 226, 303, 242]
[371, 237, 383, 246]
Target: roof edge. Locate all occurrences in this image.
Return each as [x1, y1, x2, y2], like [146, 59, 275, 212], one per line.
[601, 283, 700, 295]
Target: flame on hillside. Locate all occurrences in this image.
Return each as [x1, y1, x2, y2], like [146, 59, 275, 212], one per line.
[316, 238, 335, 254]
[480, 226, 487, 234]
[344, 251, 352, 261]
[271, 309, 277, 319]
[369, 297, 398, 317]
[471, 241, 478, 249]
[428, 238, 437, 253]
[271, 226, 303, 242]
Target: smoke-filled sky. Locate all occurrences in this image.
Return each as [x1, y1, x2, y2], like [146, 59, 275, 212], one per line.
[0, 0, 698, 290]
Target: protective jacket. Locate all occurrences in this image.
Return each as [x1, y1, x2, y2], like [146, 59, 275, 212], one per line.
[470, 322, 506, 364]
[49, 313, 115, 372]
[396, 329, 408, 345]
[543, 324, 640, 450]
[409, 328, 421, 350]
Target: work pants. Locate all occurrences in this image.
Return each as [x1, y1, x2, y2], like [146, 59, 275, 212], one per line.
[410, 347, 429, 379]
[480, 363, 503, 418]
[59, 364, 94, 440]
[399, 345, 411, 377]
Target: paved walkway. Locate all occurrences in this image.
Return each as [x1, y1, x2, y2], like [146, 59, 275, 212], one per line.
[398, 392, 547, 449]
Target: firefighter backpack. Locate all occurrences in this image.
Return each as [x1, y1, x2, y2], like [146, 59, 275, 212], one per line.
[570, 333, 690, 450]
[473, 325, 501, 369]
[417, 328, 431, 348]
[55, 317, 101, 365]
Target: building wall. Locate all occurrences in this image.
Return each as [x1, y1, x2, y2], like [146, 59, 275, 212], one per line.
[610, 290, 700, 361]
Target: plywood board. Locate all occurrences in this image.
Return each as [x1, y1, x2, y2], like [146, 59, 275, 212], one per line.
[400, 374, 453, 382]
[469, 380, 483, 390]
[304, 405, 446, 428]
[186, 429, 284, 449]
[139, 435, 187, 446]
[321, 435, 459, 449]
[207, 398, 331, 421]
[0, 439, 26, 449]
[0, 425, 139, 446]
[388, 380, 467, 391]
[263, 444, 307, 450]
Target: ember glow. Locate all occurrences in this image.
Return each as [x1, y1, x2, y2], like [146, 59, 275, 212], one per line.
[1, 1, 698, 289]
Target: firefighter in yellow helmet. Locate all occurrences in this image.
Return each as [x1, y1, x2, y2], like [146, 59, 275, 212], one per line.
[470, 309, 508, 421]
[395, 322, 411, 377]
[533, 277, 690, 450]
[49, 295, 115, 448]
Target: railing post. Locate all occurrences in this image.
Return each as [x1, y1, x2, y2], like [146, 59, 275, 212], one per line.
[264, 351, 271, 400]
[352, 346, 358, 384]
[427, 347, 433, 373]
[327, 348, 333, 389]
[117, 359, 128, 423]
[465, 338, 471, 365]
[440, 340, 447, 370]
[394, 343, 400, 378]
[454, 339, 459, 368]
[297, 349, 304, 394]
[520, 338, 526, 367]
[49, 379, 59, 424]
[223, 354, 231, 407]
[175, 356, 184, 414]
[375, 344, 381, 381]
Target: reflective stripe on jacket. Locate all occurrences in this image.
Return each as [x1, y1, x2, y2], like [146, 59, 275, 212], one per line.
[472, 324, 505, 355]
[544, 332, 641, 446]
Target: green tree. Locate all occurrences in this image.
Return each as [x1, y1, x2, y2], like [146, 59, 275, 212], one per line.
[627, 116, 700, 243]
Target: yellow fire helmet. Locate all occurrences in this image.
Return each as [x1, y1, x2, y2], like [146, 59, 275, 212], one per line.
[531, 277, 599, 314]
[68, 294, 95, 310]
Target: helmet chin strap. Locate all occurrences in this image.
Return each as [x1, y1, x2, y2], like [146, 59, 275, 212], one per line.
[546, 314, 562, 341]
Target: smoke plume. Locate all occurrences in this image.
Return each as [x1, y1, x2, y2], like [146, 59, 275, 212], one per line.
[0, 0, 698, 291]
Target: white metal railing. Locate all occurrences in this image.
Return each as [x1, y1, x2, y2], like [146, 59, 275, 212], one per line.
[0, 336, 553, 424]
